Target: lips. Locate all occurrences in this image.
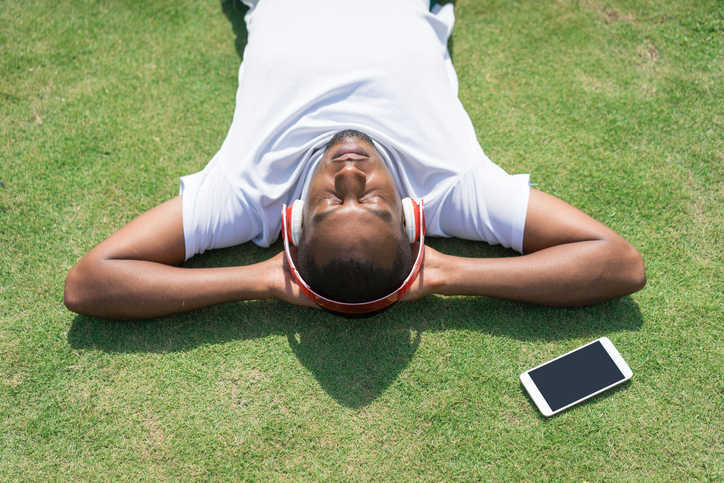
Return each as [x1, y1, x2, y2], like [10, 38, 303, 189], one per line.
[332, 144, 369, 159]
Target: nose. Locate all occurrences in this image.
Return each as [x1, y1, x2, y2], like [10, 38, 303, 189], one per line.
[334, 165, 367, 202]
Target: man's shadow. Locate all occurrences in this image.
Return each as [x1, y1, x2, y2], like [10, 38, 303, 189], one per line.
[67, 238, 644, 409]
[221, 0, 249, 59]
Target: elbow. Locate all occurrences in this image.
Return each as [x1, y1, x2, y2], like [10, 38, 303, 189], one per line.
[64, 262, 99, 316]
[64, 265, 86, 315]
[621, 243, 647, 296]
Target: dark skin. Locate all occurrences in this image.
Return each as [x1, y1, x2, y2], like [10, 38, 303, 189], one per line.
[64, 136, 646, 320]
[303, 137, 406, 270]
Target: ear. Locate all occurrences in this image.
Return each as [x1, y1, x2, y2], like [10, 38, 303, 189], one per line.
[401, 198, 418, 243]
[290, 200, 305, 246]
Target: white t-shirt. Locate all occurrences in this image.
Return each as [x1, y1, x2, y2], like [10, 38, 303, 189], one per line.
[180, 0, 530, 260]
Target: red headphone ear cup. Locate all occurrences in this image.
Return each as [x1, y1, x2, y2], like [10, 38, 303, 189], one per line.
[282, 204, 293, 243]
[401, 198, 418, 243]
[290, 200, 304, 246]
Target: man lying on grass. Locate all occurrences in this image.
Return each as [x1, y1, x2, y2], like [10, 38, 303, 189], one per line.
[64, 0, 646, 319]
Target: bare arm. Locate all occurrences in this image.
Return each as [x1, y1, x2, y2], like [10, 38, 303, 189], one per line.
[404, 189, 646, 306]
[64, 196, 316, 320]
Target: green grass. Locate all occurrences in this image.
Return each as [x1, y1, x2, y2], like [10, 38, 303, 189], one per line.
[1, 0, 722, 480]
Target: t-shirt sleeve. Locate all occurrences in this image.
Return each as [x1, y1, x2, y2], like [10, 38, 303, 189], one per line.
[437, 162, 530, 253]
[180, 166, 262, 261]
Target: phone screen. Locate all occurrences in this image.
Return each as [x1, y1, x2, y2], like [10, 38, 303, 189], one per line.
[528, 340, 625, 412]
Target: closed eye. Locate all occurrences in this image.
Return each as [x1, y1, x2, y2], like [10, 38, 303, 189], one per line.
[312, 205, 392, 225]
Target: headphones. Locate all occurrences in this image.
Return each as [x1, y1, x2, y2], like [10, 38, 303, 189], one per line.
[281, 198, 426, 314]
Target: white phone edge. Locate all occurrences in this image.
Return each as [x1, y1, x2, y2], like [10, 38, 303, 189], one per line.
[519, 337, 633, 417]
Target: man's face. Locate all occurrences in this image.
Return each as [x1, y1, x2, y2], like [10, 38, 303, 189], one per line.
[303, 133, 405, 270]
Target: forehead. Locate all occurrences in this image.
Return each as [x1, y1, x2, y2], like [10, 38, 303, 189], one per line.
[312, 205, 392, 226]
[308, 208, 400, 268]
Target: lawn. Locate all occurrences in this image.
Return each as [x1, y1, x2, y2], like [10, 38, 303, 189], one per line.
[1, 0, 722, 480]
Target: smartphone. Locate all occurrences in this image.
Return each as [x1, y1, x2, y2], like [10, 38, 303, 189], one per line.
[520, 337, 633, 417]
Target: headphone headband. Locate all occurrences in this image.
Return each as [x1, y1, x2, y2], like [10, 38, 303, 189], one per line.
[281, 200, 425, 314]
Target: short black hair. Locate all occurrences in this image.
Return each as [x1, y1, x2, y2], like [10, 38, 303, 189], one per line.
[297, 235, 413, 304]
